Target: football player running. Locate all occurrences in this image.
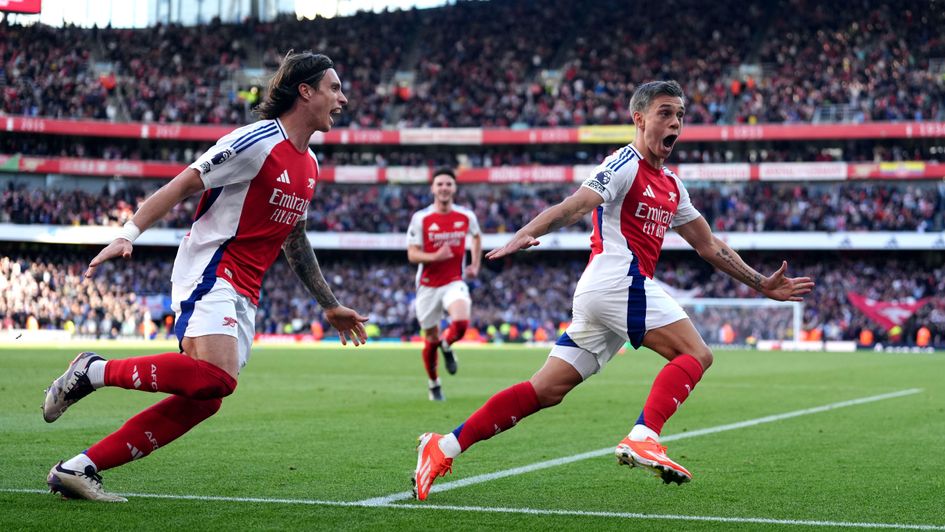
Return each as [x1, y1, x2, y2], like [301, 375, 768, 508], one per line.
[43, 51, 368, 502]
[413, 80, 814, 500]
[406, 168, 482, 401]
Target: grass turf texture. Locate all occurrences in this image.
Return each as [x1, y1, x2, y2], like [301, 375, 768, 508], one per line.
[1, 344, 943, 531]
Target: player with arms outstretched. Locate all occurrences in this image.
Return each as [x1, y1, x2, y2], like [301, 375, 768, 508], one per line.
[42, 51, 368, 502]
[413, 80, 814, 499]
[406, 168, 482, 401]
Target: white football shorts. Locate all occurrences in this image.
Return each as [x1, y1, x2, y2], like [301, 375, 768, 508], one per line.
[414, 280, 471, 330]
[172, 277, 256, 371]
[549, 275, 688, 379]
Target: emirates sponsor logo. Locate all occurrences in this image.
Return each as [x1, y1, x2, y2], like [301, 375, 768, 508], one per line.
[269, 188, 310, 226]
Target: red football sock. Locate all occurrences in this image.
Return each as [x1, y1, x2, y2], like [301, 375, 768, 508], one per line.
[86, 395, 222, 471]
[421, 340, 438, 380]
[453, 381, 541, 451]
[443, 320, 469, 345]
[636, 354, 705, 435]
[104, 352, 236, 400]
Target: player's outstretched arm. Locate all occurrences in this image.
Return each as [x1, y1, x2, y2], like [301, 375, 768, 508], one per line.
[675, 216, 815, 301]
[85, 168, 204, 278]
[486, 187, 603, 260]
[283, 220, 368, 346]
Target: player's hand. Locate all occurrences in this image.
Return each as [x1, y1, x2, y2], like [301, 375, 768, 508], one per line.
[85, 238, 134, 278]
[465, 263, 480, 277]
[431, 245, 453, 262]
[760, 261, 814, 302]
[324, 305, 369, 346]
[485, 233, 540, 260]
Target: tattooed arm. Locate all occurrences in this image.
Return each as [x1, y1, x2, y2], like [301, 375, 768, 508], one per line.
[282, 221, 368, 345]
[486, 187, 603, 260]
[675, 216, 814, 302]
[283, 221, 341, 309]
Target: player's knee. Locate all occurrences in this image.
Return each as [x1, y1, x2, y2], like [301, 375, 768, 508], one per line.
[423, 329, 439, 343]
[531, 381, 569, 408]
[192, 360, 238, 399]
[193, 397, 223, 419]
[689, 347, 713, 370]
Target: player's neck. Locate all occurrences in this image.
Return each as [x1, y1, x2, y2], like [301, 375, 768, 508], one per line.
[277, 114, 316, 153]
[434, 200, 453, 213]
[632, 139, 664, 168]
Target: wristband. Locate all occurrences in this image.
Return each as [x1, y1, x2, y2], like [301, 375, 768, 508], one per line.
[117, 221, 142, 243]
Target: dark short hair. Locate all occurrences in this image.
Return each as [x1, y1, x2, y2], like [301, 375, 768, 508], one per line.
[255, 50, 334, 119]
[629, 80, 685, 114]
[431, 167, 457, 182]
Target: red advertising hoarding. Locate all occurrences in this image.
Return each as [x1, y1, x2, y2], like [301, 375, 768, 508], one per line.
[0, 0, 41, 14]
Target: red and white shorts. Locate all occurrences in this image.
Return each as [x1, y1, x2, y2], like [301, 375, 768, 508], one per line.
[172, 277, 256, 371]
[414, 280, 471, 330]
[549, 276, 688, 379]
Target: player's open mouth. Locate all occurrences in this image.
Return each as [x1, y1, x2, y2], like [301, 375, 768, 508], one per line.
[329, 108, 342, 125]
[662, 134, 678, 148]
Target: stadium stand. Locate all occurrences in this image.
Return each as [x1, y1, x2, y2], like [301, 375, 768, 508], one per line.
[3, 180, 943, 233]
[3, 0, 943, 127]
[3, 245, 942, 347]
[2, 0, 944, 350]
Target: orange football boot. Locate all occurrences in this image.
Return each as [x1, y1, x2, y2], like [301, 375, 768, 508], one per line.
[615, 436, 692, 485]
[413, 432, 453, 500]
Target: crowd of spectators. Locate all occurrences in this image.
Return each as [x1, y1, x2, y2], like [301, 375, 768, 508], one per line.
[3, 0, 943, 127]
[741, 0, 945, 124]
[3, 249, 943, 348]
[0, 23, 113, 120]
[4, 180, 944, 233]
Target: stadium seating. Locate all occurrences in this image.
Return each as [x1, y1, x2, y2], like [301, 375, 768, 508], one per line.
[3, 247, 942, 347]
[4, 181, 942, 233]
[3, 0, 943, 127]
[2, 0, 943, 350]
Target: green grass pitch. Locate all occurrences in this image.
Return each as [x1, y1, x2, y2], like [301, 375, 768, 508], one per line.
[1, 344, 943, 531]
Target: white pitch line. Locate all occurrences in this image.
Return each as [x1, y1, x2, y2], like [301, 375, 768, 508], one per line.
[2, 488, 942, 530]
[357, 387, 922, 506]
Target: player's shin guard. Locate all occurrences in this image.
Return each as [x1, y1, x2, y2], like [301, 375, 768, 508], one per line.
[444, 320, 468, 345]
[85, 395, 222, 471]
[636, 354, 705, 434]
[422, 340, 439, 380]
[453, 381, 541, 451]
[104, 353, 237, 399]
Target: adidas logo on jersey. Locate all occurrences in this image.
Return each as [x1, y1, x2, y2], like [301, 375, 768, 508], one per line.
[643, 184, 657, 198]
[277, 170, 291, 184]
[429, 222, 441, 231]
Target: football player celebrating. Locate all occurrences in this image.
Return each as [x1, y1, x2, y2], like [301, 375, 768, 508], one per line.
[413, 81, 814, 499]
[43, 51, 368, 501]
